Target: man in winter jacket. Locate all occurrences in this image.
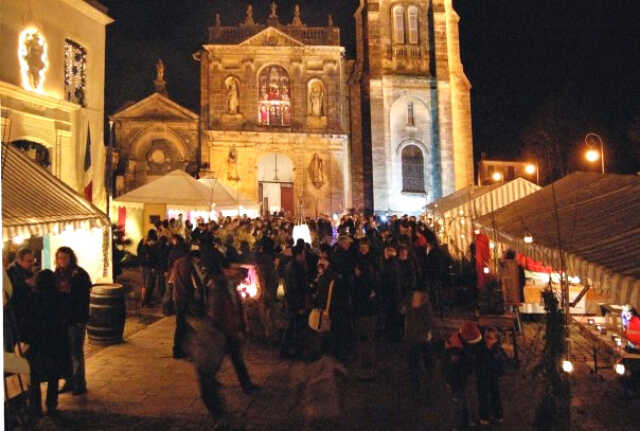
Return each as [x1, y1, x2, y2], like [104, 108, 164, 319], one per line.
[281, 246, 308, 358]
[476, 327, 507, 425]
[55, 247, 91, 396]
[6, 248, 35, 342]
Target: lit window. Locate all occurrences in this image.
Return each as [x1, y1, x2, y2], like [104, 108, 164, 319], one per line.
[64, 39, 87, 106]
[402, 144, 425, 193]
[408, 6, 419, 44]
[258, 65, 292, 127]
[393, 6, 405, 44]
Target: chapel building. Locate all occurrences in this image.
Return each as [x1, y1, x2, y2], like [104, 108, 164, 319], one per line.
[112, 0, 473, 216]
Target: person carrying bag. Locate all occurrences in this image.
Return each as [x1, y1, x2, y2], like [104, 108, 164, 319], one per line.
[309, 280, 334, 333]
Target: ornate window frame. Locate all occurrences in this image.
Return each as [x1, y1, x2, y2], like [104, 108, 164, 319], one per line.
[407, 5, 419, 44]
[257, 64, 292, 127]
[392, 5, 405, 44]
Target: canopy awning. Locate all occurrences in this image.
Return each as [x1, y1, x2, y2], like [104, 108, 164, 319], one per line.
[1, 144, 109, 242]
[475, 172, 640, 308]
[427, 177, 540, 258]
[114, 170, 215, 209]
[198, 177, 257, 210]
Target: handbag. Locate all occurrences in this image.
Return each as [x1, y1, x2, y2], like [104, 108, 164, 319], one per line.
[308, 280, 334, 333]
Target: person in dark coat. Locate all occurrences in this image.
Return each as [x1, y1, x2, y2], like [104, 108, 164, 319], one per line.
[351, 262, 379, 378]
[256, 237, 279, 342]
[404, 289, 435, 397]
[281, 246, 308, 358]
[380, 246, 402, 340]
[422, 230, 448, 311]
[5, 248, 36, 347]
[476, 327, 507, 425]
[139, 229, 162, 306]
[24, 270, 71, 417]
[55, 247, 91, 395]
[171, 248, 201, 358]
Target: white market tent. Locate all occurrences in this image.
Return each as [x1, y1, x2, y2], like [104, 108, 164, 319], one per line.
[114, 169, 216, 209]
[426, 177, 541, 259]
[475, 172, 640, 310]
[1, 144, 111, 282]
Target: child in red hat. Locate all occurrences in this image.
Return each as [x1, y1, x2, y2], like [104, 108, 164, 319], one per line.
[444, 322, 482, 430]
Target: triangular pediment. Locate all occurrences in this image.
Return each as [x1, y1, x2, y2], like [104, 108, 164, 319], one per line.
[111, 93, 198, 121]
[239, 26, 304, 47]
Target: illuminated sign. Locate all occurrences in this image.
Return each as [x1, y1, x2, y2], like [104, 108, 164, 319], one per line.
[18, 28, 49, 93]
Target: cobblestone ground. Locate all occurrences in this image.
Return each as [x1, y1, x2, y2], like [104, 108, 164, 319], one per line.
[28, 316, 640, 431]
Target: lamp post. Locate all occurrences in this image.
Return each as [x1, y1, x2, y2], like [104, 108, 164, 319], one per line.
[491, 171, 503, 183]
[584, 132, 605, 174]
[525, 163, 539, 185]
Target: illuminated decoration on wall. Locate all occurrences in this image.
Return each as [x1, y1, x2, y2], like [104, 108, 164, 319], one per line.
[64, 39, 87, 106]
[19, 28, 49, 93]
[258, 65, 291, 126]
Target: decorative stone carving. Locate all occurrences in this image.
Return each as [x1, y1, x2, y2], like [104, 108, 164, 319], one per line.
[291, 4, 304, 27]
[154, 59, 167, 95]
[225, 76, 240, 114]
[328, 14, 333, 27]
[226, 147, 240, 181]
[215, 13, 221, 27]
[269, 2, 278, 18]
[308, 80, 324, 117]
[309, 153, 325, 189]
[242, 4, 255, 27]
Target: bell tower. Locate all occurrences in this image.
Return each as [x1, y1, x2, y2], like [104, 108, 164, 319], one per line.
[351, 0, 473, 213]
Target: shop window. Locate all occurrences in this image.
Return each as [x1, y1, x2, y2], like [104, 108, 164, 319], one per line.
[408, 6, 419, 44]
[402, 144, 424, 192]
[64, 39, 87, 107]
[258, 65, 291, 127]
[393, 6, 405, 44]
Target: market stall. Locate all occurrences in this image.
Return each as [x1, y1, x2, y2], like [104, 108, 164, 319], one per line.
[426, 177, 540, 259]
[2, 144, 112, 283]
[475, 172, 640, 314]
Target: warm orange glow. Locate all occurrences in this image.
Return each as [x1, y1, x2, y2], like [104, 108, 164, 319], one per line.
[585, 149, 600, 163]
[18, 28, 49, 94]
[491, 171, 503, 182]
[525, 164, 536, 175]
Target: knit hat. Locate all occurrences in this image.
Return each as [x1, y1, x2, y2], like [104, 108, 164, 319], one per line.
[459, 322, 482, 344]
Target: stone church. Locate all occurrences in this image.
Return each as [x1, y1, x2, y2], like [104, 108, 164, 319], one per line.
[111, 0, 473, 216]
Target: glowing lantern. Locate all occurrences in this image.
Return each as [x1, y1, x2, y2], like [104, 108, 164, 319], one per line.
[615, 363, 625, 375]
[562, 360, 574, 374]
[523, 232, 533, 244]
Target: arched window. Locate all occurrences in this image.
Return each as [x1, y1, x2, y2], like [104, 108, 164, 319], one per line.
[401, 144, 425, 192]
[393, 6, 405, 44]
[11, 140, 50, 169]
[258, 65, 291, 126]
[407, 6, 419, 44]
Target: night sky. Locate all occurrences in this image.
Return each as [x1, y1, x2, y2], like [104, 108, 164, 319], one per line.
[101, 0, 640, 174]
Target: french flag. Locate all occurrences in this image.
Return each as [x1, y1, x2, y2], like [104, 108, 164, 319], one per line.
[83, 125, 92, 202]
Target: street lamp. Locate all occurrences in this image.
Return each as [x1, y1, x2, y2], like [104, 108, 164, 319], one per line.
[525, 163, 539, 184]
[491, 171, 503, 183]
[584, 132, 605, 174]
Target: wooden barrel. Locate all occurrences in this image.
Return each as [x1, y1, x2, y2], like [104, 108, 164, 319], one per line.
[88, 283, 126, 345]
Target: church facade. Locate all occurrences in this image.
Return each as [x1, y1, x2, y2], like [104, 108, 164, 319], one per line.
[112, 0, 473, 216]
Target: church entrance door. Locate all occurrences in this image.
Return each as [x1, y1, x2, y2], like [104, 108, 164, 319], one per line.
[257, 153, 295, 216]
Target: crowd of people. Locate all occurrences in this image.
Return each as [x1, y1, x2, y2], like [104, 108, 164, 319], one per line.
[4, 211, 515, 428]
[134, 212, 511, 428]
[4, 247, 92, 417]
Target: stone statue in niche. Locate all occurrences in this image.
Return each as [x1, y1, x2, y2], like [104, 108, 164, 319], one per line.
[227, 147, 240, 181]
[225, 77, 240, 114]
[309, 81, 324, 117]
[309, 153, 325, 189]
[269, 2, 278, 18]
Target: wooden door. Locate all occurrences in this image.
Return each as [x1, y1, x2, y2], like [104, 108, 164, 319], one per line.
[280, 183, 294, 216]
